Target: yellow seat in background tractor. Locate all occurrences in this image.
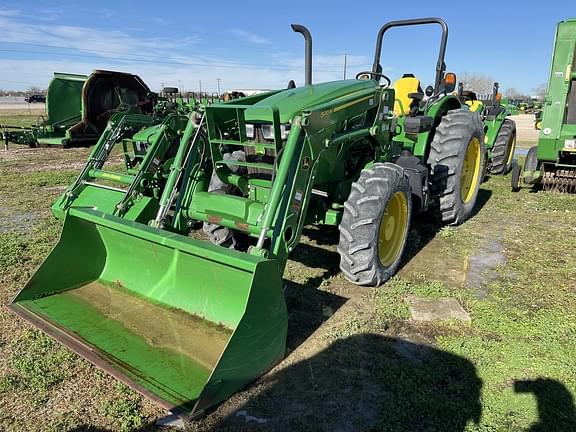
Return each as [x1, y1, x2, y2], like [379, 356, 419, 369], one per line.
[466, 100, 484, 112]
[393, 75, 421, 116]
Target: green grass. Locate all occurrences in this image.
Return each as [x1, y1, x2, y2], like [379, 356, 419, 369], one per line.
[319, 174, 576, 431]
[0, 112, 40, 128]
[8, 330, 76, 394]
[0, 145, 163, 431]
[100, 383, 147, 432]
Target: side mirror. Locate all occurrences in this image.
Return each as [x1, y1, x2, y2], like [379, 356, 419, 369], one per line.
[444, 72, 456, 93]
[425, 85, 434, 97]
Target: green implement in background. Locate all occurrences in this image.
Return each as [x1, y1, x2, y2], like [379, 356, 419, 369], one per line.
[1, 73, 86, 147]
[44, 73, 86, 131]
[512, 18, 576, 192]
[1, 70, 153, 148]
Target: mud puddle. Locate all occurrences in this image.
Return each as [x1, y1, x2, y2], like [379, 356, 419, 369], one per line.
[398, 235, 506, 298]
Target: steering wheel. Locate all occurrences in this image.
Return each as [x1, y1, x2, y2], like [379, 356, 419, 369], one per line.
[355, 71, 391, 87]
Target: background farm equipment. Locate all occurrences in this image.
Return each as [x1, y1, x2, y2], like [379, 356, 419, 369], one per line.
[505, 100, 519, 115]
[459, 82, 517, 174]
[534, 108, 543, 129]
[513, 18, 576, 192]
[1, 72, 86, 147]
[9, 17, 486, 418]
[1, 70, 153, 148]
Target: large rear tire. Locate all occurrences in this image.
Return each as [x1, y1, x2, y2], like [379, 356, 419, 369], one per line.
[490, 119, 516, 175]
[338, 163, 412, 286]
[428, 109, 486, 225]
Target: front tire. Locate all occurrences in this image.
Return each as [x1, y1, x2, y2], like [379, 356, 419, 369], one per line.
[522, 145, 540, 186]
[428, 109, 486, 225]
[524, 146, 539, 172]
[338, 163, 412, 287]
[490, 119, 516, 175]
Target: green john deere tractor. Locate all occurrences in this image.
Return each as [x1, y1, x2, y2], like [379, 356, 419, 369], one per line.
[459, 82, 517, 174]
[534, 108, 543, 130]
[512, 18, 576, 192]
[506, 100, 520, 116]
[9, 18, 485, 417]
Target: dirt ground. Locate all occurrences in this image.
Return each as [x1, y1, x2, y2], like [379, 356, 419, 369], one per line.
[0, 112, 574, 432]
[508, 114, 539, 148]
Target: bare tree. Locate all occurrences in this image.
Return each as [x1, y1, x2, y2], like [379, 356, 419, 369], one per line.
[0, 89, 22, 96]
[458, 72, 496, 96]
[505, 87, 522, 98]
[26, 86, 46, 95]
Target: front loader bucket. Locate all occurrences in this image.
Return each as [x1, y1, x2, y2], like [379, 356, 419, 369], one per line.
[9, 208, 287, 416]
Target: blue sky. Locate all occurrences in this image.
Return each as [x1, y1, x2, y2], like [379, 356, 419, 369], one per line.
[0, 1, 571, 94]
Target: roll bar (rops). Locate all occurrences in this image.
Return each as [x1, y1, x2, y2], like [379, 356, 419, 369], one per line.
[371, 17, 448, 92]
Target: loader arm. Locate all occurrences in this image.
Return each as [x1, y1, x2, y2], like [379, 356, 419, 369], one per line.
[53, 111, 189, 221]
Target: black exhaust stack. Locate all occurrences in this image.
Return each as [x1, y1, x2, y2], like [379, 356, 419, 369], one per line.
[492, 82, 500, 106]
[291, 24, 312, 85]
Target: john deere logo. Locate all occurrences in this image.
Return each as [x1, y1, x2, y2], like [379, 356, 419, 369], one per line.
[302, 157, 311, 170]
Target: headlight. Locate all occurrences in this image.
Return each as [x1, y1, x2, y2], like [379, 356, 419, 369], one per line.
[261, 123, 291, 140]
[245, 124, 255, 139]
[261, 124, 273, 140]
[245, 123, 291, 140]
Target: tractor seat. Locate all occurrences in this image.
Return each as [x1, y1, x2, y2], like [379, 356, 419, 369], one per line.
[461, 90, 483, 112]
[393, 74, 423, 116]
[466, 100, 484, 112]
[461, 90, 477, 101]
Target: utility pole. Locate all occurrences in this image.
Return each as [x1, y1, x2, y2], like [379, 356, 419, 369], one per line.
[217, 78, 221, 96]
[343, 53, 347, 80]
[178, 80, 183, 95]
[199, 80, 202, 95]
[160, 82, 165, 94]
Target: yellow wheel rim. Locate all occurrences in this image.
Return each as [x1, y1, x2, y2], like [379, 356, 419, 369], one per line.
[506, 133, 516, 166]
[460, 137, 481, 203]
[378, 191, 409, 267]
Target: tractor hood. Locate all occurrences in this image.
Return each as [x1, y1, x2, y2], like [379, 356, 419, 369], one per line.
[244, 79, 379, 123]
